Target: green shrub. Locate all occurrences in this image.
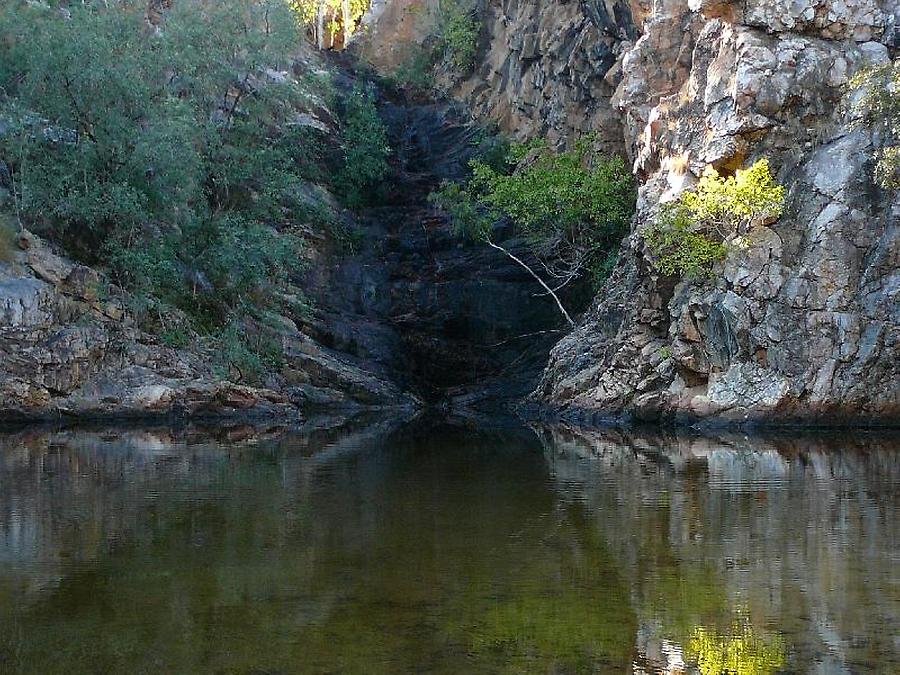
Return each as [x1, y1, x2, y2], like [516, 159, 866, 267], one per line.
[439, 0, 480, 73]
[849, 61, 899, 190]
[645, 160, 785, 278]
[0, 215, 17, 264]
[160, 327, 193, 349]
[386, 0, 479, 89]
[389, 47, 440, 92]
[336, 86, 391, 207]
[214, 320, 284, 384]
[0, 0, 318, 341]
[431, 135, 635, 286]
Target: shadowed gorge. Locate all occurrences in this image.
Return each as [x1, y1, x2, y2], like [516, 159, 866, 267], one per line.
[301, 71, 592, 406]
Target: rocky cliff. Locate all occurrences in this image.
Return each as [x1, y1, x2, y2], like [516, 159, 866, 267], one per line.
[0, 227, 417, 421]
[361, 0, 899, 425]
[536, 0, 899, 425]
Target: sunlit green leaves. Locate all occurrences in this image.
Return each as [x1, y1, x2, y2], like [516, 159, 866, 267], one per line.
[849, 60, 899, 190]
[645, 159, 785, 279]
[431, 135, 635, 286]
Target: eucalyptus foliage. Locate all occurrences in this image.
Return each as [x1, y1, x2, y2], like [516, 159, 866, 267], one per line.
[645, 160, 785, 279]
[0, 0, 312, 332]
[849, 60, 899, 190]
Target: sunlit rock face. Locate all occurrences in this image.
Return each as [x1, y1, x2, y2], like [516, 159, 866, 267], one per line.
[533, 0, 900, 424]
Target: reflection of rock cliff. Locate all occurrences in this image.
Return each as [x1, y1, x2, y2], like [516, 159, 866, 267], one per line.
[362, 0, 900, 424]
[534, 423, 900, 671]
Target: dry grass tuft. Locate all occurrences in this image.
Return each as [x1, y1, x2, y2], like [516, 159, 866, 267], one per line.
[667, 151, 691, 176]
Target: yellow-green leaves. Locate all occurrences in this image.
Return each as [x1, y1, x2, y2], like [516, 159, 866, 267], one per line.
[646, 159, 786, 279]
[848, 61, 899, 190]
[678, 161, 785, 238]
[687, 621, 786, 675]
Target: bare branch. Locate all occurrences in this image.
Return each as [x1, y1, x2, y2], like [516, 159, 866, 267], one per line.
[485, 239, 575, 327]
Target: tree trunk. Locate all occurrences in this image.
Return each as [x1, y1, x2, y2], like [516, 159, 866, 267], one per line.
[342, 0, 352, 45]
[316, 2, 326, 50]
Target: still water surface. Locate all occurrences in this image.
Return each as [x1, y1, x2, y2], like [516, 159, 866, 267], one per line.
[0, 419, 897, 673]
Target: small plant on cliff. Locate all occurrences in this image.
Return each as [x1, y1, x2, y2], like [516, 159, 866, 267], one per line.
[336, 85, 391, 207]
[848, 60, 899, 190]
[645, 159, 785, 278]
[213, 319, 285, 384]
[388, 0, 480, 89]
[430, 135, 635, 325]
[438, 0, 480, 73]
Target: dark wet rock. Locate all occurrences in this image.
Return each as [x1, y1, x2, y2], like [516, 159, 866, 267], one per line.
[300, 91, 579, 407]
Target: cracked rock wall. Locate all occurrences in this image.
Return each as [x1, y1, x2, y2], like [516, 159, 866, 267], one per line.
[537, 0, 899, 424]
[362, 0, 898, 423]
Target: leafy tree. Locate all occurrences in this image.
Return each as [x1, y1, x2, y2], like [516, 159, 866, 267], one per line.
[288, 0, 371, 50]
[336, 85, 390, 207]
[0, 0, 313, 356]
[430, 136, 635, 325]
[849, 60, 899, 190]
[645, 160, 785, 278]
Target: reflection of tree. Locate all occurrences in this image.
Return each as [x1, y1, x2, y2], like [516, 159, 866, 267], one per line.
[440, 504, 637, 672]
[688, 619, 785, 675]
[534, 423, 900, 673]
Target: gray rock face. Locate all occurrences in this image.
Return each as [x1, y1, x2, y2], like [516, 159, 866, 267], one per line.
[436, 0, 638, 153]
[361, 0, 898, 424]
[0, 232, 415, 422]
[536, 0, 900, 424]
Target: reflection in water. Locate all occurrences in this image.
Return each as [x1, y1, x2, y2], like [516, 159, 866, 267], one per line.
[539, 425, 900, 674]
[687, 620, 785, 675]
[0, 419, 897, 673]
